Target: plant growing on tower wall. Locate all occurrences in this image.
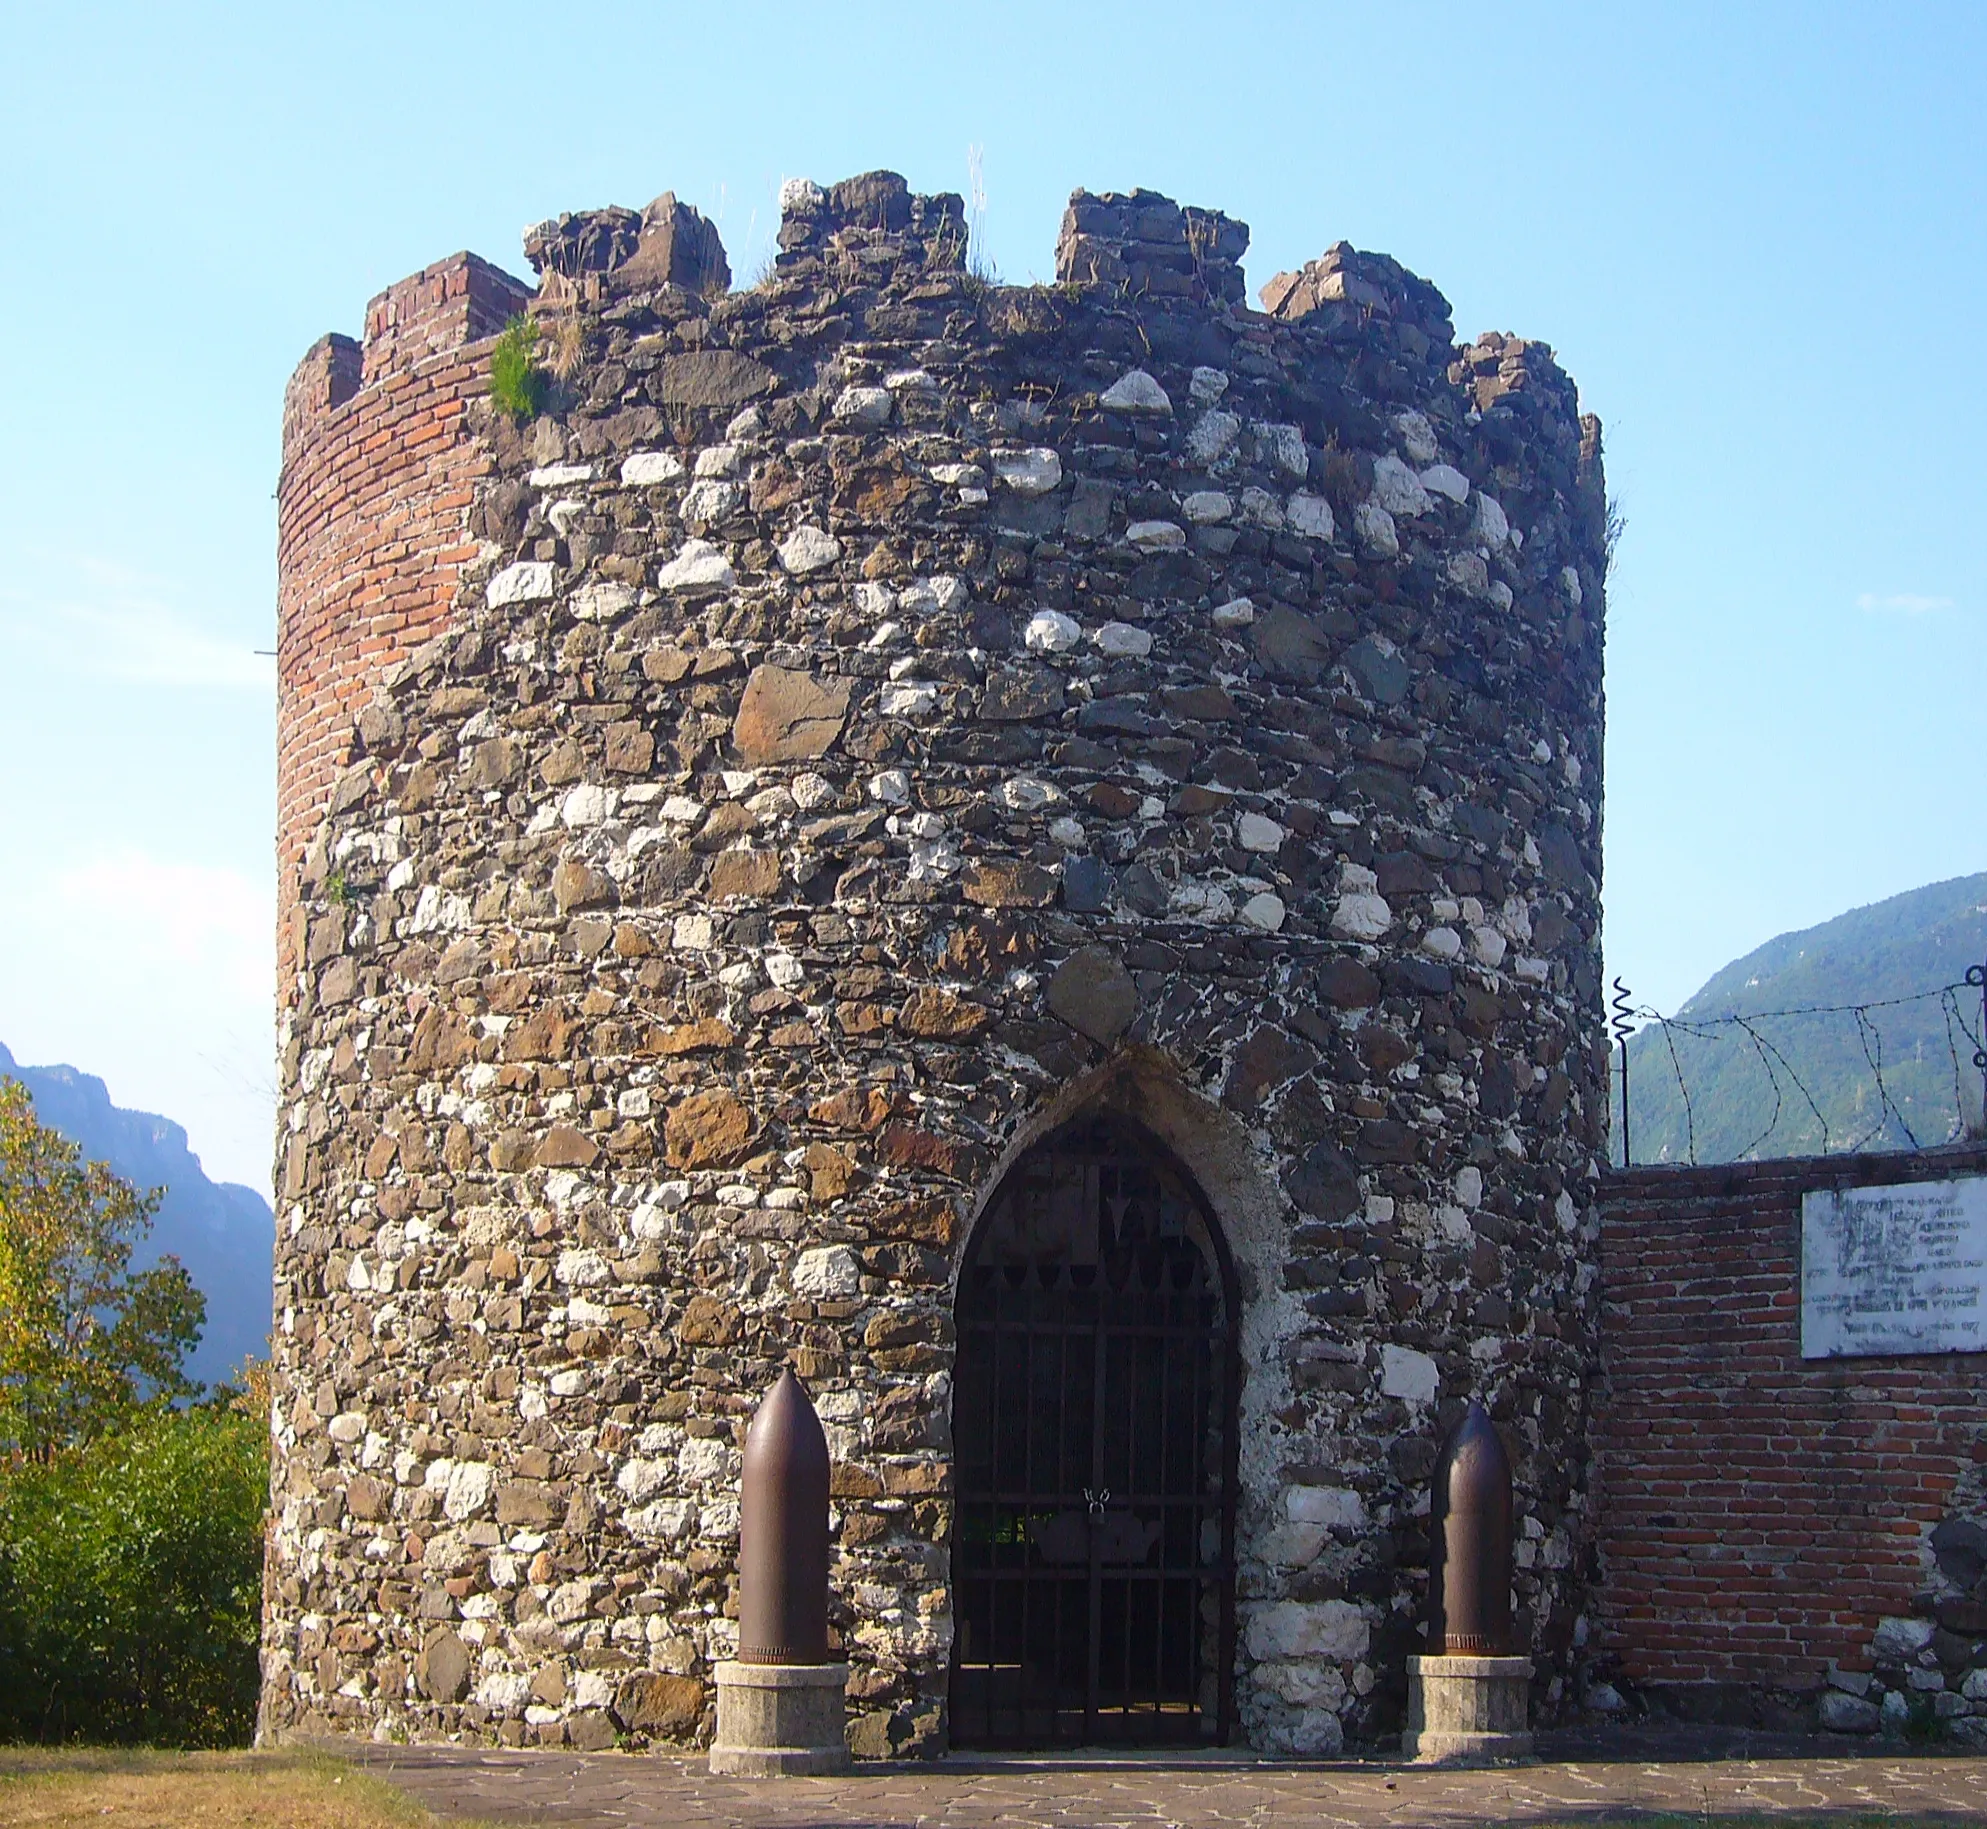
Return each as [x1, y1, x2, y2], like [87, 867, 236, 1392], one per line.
[488, 315, 546, 422]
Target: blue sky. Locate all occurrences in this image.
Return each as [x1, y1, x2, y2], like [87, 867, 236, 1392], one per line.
[1, 1, 1980, 1192]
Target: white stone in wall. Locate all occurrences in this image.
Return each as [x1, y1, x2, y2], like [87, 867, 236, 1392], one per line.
[1092, 621, 1153, 658]
[1371, 454, 1432, 517]
[693, 444, 742, 477]
[1286, 492, 1335, 540]
[885, 368, 937, 392]
[898, 575, 966, 614]
[1447, 551, 1490, 597]
[1259, 422, 1308, 477]
[560, 784, 617, 828]
[1420, 463, 1470, 504]
[1331, 892, 1393, 941]
[765, 952, 804, 990]
[1873, 1616, 1936, 1660]
[1261, 1519, 1329, 1567]
[1455, 1166, 1484, 1209]
[1237, 813, 1285, 853]
[1237, 488, 1283, 529]
[869, 769, 910, 805]
[726, 406, 764, 440]
[1380, 1343, 1439, 1407]
[679, 1437, 738, 1487]
[1420, 926, 1462, 960]
[1182, 491, 1232, 524]
[1257, 1656, 1349, 1711]
[672, 915, 715, 951]
[616, 1457, 669, 1502]
[476, 1671, 531, 1710]
[656, 539, 735, 591]
[1474, 489, 1512, 548]
[993, 448, 1063, 495]
[1393, 409, 1440, 464]
[996, 777, 1060, 812]
[488, 562, 555, 606]
[1212, 596, 1255, 628]
[1024, 609, 1081, 653]
[1189, 365, 1229, 404]
[1470, 923, 1507, 967]
[1245, 1598, 1369, 1661]
[681, 479, 738, 525]
[621, 450, 685, 485]
[1560, 564, 1583, 606]
[777, 525, 842, 574]
[1100, 368, 1172, 415]
[1353, 499, 1399, 557]
[443, 1461, 496, 1522]
[880, 682, 937, 717]
[1170, 881, 1235, 923]
[832, 385, 894, 426]
[570, 582, 636, 622]
[1286, 1484, 1366, 1529]
[527, 463, 592, 488]
[793, 1245, 863, 1299]
[1188, 409, 1240, 465]
[556, 1249, 610, 1287]
[790, 773, 835, 809]
[1240, 893, 1286, 933]
[1126, 520, 1186, 552]
[328, 1411, 366, 1444]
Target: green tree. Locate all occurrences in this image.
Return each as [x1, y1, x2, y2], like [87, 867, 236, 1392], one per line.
[0, 1403, 267, 1744]
[0, 1077, 205, 1458]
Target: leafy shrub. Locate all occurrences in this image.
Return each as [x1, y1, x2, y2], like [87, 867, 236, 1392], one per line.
[0, 1405, 267, 1746]
[488, 317, 546, 422]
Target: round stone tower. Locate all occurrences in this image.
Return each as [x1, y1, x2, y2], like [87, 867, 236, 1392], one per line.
[265, 170, 1611, 1758]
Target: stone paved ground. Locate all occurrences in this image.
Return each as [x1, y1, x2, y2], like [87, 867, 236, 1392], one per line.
[349, 1740, 1987, 1826]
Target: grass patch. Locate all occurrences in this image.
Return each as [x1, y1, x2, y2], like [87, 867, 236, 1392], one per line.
[0, 1747, 487, 1828]
[487, 318, 545, 423]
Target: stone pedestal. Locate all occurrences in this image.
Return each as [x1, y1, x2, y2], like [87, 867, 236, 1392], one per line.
[709, 1661, 850, 1776]
[1402, 1654, 1534, 1764]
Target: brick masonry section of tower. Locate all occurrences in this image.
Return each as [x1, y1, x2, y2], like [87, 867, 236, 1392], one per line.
[265, 171, 1610, 1757]
[278, 252, 533, 991]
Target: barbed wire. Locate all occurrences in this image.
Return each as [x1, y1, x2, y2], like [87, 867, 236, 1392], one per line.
[1612, 975, 1987, 1167]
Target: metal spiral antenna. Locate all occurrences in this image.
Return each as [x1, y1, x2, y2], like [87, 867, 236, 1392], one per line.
[1611, 977, 1636, 1165]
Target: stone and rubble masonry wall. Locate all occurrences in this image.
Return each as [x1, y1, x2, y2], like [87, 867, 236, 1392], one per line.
[1595, 1144, 1987, 1740]
[264, 170, 1611, 1758]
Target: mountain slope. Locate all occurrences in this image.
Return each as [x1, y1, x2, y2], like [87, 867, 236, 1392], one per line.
[1620, 872, 1987, 1164]
[0, 1041, 272, 1387]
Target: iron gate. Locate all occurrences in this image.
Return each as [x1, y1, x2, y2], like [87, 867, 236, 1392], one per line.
[950, 1115, 1238, 1747]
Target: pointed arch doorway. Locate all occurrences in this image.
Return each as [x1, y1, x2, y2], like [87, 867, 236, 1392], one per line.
[949, 1112, 1239, 1747]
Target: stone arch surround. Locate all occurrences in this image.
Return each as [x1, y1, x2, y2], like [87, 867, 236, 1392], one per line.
[263, 170, 1611, 1758]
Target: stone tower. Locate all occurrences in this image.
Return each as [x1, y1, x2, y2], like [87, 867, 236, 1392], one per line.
[265, 170, 1610, 1757]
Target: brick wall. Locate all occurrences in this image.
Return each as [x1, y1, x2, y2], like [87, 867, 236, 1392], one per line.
[1597, 1144, 1987, 1693]
[275, 252, 531, 996]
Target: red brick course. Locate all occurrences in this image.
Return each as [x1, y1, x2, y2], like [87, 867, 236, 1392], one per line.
[275, 252, 531, 995]
[1596, 1144, 1987, 1689]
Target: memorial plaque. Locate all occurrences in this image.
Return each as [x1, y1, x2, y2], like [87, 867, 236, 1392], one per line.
[1801, 1175, 1987, 1359]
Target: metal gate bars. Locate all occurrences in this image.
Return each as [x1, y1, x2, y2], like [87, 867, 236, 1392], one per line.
[950, 1115, 1238, 1747]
